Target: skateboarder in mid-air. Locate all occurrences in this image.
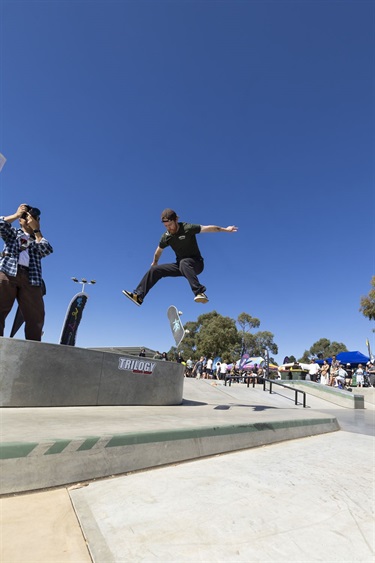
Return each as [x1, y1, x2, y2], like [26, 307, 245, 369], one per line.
[123, 208, 238, 306]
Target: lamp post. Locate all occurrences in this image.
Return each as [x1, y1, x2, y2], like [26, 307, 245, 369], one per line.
[59, 278, 96, 346]
[264, 348, 270, 378]
[71, 277, 96, 292]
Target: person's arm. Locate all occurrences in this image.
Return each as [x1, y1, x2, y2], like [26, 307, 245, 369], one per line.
[3, 203, 29, 224]
[26, 213, 44, 242]
[200, 225, 238, 233]
[151, 246, 163, 266]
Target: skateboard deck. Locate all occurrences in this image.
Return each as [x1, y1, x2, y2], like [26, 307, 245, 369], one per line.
[167, 305, 186, 347]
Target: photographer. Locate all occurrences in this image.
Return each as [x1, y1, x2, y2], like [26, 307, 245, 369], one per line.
[367, 362, 375, 387]
[0, 203, 53, 341]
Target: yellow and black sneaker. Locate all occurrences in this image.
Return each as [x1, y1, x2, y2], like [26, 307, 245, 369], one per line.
[194, 293, 209, 304]
[122, 290, 143, 306]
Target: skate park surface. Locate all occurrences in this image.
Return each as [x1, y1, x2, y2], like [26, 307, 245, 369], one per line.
[1, 378, 374, 562]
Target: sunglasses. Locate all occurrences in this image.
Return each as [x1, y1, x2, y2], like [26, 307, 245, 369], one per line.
[162, 219, 174, 223]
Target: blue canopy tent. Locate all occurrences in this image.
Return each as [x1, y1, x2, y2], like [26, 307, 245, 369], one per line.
[318, 351, 370, 366]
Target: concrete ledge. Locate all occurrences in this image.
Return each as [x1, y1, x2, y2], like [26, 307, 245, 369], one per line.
[285, 381, 365, 409]
[0, 338, 184, 407]
[0, 417, 339, 494]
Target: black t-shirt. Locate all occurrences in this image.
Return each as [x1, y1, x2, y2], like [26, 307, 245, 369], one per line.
[159, 222, 202, 261]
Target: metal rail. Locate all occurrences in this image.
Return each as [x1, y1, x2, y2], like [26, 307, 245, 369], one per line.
[224, 375, 257, 387]
[225, 375, 245, 386]
[263, 378, 306, 407]
[224, 375, 306, 407]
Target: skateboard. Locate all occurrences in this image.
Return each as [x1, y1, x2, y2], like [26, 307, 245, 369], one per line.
[167, 305, 186, 347]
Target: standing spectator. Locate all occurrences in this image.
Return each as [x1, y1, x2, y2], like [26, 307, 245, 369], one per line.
[161, 352, 168, 361]
[353, 364, 364, 387]
[215, 362, 221, 380]
[153, 351, 162, 359]
[345, 363, 353, 387]
[202, 357, 208, 378]
[176, 352, 184, 363]
[193, 356, 204, 379]
[329, 355, 340, 386]
[308, 358, 320, 382]
[139, 348, 146, 357]
[0, 203, 53, 341]
[205, 357, 213, 378]
[320, 360, 330, 385]
[367, 362, 375, 387]
[219, 360, 228, 380]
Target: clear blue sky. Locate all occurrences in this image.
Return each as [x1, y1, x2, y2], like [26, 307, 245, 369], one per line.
[0, 1, 374, 363]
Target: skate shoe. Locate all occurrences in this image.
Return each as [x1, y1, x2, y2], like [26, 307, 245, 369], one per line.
[122, 290, 143, 306]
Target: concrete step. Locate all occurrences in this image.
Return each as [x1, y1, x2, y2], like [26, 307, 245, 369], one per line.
[0, 380, 339, 494]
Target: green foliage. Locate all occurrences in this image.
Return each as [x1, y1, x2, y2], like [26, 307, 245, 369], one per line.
[166, 310, 279, 363]
[360, 276, 375, 321]
[167, 311, 353, 366]
[299, 339, 348, 362]
[251, 331, 278, 356]
[237, 313, 260, 332]
[195, 311, 239, 361]
[237, 312, 278, 358]
[166, 346, 180, 361]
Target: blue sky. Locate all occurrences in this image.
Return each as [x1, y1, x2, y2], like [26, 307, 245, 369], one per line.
[0, 1, 374, 363]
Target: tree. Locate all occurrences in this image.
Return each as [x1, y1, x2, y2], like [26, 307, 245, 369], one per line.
[237, 312, 260, 355]
[167, 310, 278, 363]
[360, 276, 375, 321]
[236, 312, 278, 358]
[299, 339, 348, 362]
[195, 311, 238, 361]
[168, 311, 239, 361]
[251, 330, 278, 357]
[237, 313, 260, 333]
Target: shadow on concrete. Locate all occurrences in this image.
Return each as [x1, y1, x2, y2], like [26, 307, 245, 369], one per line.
[181, 399, 208, 406]
[214, 404, 279, 412]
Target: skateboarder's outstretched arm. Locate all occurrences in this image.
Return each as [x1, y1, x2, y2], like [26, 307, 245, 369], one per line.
[200, 225, 238, 233]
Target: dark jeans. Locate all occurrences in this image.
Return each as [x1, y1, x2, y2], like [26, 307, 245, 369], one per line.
[0, 269, 45, 341]
[136, 257, 206, 299]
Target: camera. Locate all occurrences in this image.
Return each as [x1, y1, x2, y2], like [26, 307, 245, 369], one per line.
[21, 205, 41, 220]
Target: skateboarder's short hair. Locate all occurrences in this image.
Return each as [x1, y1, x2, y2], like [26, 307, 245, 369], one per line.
[161, 208, 177, 222]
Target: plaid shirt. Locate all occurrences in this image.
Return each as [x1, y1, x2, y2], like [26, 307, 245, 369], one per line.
[0, 217, 53, 286]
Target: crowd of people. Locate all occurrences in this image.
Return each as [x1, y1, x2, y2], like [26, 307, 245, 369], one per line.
[150, 351, 375, 390]
[304, 357, 375, 389]
[178, 356, 264, 383]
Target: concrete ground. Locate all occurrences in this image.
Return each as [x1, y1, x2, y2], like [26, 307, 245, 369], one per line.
[1, 382, 374, 562]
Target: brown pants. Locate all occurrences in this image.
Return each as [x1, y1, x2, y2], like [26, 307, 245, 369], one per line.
[0, 270, 45, 341]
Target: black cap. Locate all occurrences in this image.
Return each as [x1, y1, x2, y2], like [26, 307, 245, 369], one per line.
[161, 208, 177, 221]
